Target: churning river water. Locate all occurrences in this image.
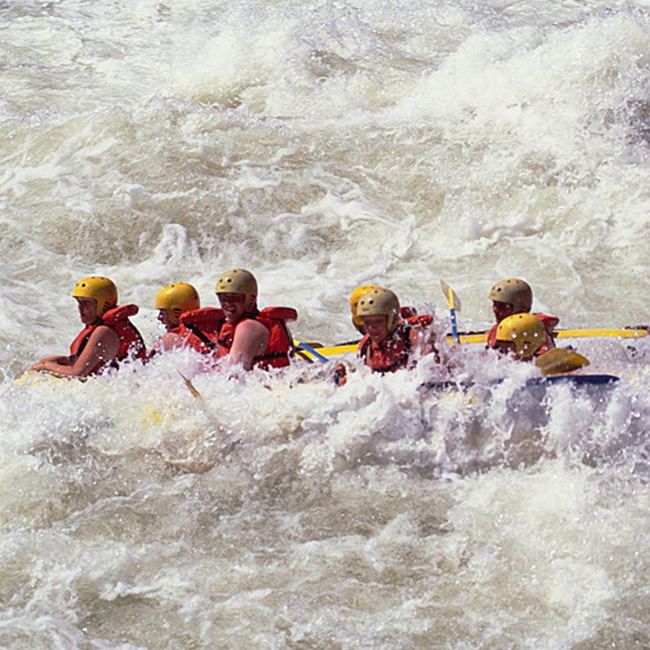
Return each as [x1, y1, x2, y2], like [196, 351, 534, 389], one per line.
[1, 0, 650, 648]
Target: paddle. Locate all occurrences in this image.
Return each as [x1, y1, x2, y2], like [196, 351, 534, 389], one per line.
[294, 340, 329, 363]
[534, 348, 590, 376]
[440, 280, 461, 345]
[177, 370, 202, 399]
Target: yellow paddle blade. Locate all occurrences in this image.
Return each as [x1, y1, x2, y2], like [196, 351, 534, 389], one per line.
[177, 370, 202, 400]
[535, 348, 590, 376]
[439, 279, 461, 312]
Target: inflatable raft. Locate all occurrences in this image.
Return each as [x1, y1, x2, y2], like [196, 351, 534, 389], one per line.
[294, 327, 648, 361]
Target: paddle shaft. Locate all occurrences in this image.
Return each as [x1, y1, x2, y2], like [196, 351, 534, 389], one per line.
[440, 280, 460, 344]
[449, 307, 459, 344]
[296, 341, 329, 363]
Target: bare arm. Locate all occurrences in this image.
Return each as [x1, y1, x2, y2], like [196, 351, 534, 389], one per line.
[152, 331, 186, 352]
[29, 326, 120, 377]
[30, 355, 72, 367]
[227, 319, 270, 370]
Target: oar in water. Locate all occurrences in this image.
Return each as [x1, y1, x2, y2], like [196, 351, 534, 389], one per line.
[534, 348, 590, 376]
[440, 279, 461, 345]
[177, 370, 202, 399]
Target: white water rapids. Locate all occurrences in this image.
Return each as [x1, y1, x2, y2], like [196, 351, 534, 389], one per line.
[1, 0, 650, 648]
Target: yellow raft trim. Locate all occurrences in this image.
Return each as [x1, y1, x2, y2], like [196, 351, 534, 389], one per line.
[555, 328, 648, 339]
[445, 328, 649, 346]
[294, 328, 648, 360]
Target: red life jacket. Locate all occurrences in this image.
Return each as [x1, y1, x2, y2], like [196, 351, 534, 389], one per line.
[177, 307, 227, 354]
[69, 304, 146, 375]
[487, 312, 559, 352]
[217, 307, 297, 370]
[358, 314, 433, 374]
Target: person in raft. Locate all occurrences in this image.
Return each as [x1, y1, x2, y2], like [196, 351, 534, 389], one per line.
[349, 285, 419, 338]
[356, 287, 439, 373]
[493, 313, 553, 361]
[349, 285, 379, 335]
[29, 276, 146, 377]
[214, 268, 297, 371]
[153, 282, 201, 351]
[486, 278, 558, 351]
[152, 282, 225, 354]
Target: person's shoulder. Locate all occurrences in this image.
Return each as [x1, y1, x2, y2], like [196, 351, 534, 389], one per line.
[88, 324, 119, 342]
[237, 318, 269, 336]
[158, 331, 184, 351]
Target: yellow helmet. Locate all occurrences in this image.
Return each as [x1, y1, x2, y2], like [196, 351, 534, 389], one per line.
[489, 278, 532, 313]
[496, 313, 546, 360]
[155, 283, 200, 325]
[349, 285, 379, 327]
[215, 268, 258, 312]
[356, 287, 401, 333]
[72, 276, 118, 318]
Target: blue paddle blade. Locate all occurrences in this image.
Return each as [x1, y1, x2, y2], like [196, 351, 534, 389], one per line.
[296, 341, 329, 363]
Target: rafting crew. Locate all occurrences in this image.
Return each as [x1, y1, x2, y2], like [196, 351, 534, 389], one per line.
[30, 276, 146, 378]
[152, 270, 298, 371]
[30, 271, 625, 383]
[486, 278, 558, 353]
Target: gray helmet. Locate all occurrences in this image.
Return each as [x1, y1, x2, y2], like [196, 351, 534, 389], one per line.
[489, 278, 532, 313]
[356, 287, 401, 333]
[215, 269, 258, 311]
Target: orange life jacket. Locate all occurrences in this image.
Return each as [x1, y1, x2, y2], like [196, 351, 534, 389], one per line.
[358, 314, 433, 374]
[176, 307, 227, 354]
[487, 312, 559, 353]
[69, 304, 146, 375]
[217, 307, 297, 370]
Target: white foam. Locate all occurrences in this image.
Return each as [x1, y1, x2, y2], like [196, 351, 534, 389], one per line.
[2, 0, 650, 646]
